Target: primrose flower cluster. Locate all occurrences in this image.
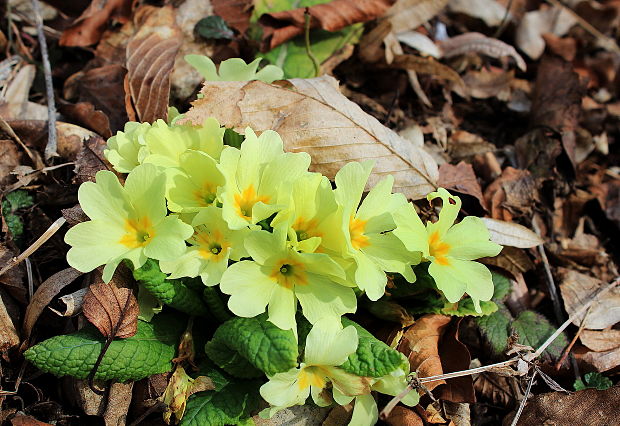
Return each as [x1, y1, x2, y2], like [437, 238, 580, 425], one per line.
[64, 115, 501, 423]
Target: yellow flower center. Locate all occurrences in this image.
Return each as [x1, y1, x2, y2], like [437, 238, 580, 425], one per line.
[193, 183, 218, 206]
[349, 216, 369, 250]
[234, 184, 269, 220]
[269, 258, 307, 289]
[293, 217, 321, 242]
[119, 217, 155, 248]
[428, 231, 451, 266]
[297, 366, 326, 390]
[194, 229, 230, 261]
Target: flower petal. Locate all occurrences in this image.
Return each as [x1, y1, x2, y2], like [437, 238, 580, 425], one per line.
[334, 161, 373, 215]
[260, 368, 309, 408]
[296, 274, 357, 326]
[393, 202, 430, 256]
[427, 188, 461, 237]
[352, 251, 387, 301]
[78, 171, 130, 226]
[442, 217, 502, 260]
[303, 318, 358, 366]
[220, 261, 276, 318]
[143, 216, 193, 261]
[267, 284, 297, 331]
[123, 164, 167, 221]
[349, 393, 378, 426]
[65, 220, 127, 273]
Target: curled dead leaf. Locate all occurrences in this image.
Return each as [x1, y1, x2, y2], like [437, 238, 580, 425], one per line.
[21, 268, 83, 345]
[182, 75, 439, 199]
[259, 0, 395, 50]
[384, 0, 449, 33]
[439, 32, 526, 71]
[212, 0, 253, 34]
[83, 282, 138, 339]
[391, 54, 465, 87]
[384, 406, 424, 426]
[480, 218, 543, 248]
[125, 6, 182, 123]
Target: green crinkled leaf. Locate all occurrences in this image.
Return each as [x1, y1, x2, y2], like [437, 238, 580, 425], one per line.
[2, 190, 33, 242]
[4, 190, 34, 211]
[205, 314, 298, 378]
[476, 306, 512, 355]
[340, 318, 406, 378]
[181, 381, 261, 426]
[574, 372, 613, 391]
[24, 314, 185, 382]
[133, 259, 209, 317]
[195, 16, 235, 40]
[512, 311, 568, 361]
[223, 128, 244, 149]
[491, 270, 511, 301]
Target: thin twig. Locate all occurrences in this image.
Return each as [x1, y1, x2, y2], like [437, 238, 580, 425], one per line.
[0, 217, 66, 277]
[493, 0, 514, 39]
[304, 8, 320, 78]
[379, 276, 620, 419]
[555, 305, 592, 371]
[532, 216, 564, 326]
[510, 369, 537, 426]
[0, 116, 42, 169]
[30, 0, 57, 161]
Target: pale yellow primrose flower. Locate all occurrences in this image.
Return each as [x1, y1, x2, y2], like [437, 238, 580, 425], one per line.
[104, 121, 152, 173]
[65, 164, 193, 282]
[159, 206, 249, 286]
[166, 150, 225, 213]
[143, 118, 225, 168]
[394, 188, 502, 312]
[271, 173, 339, 253]
[329, 161, 421, 301]
[218, 128, 311, 230]
[219, 228, 357, 332]
[260, 318, 369, 416]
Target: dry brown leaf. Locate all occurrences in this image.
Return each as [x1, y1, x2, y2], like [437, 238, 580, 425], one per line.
[439, 33, 526, 71]
[473, 371, 521, 408]
[480, 218, 543, 248]
[83, 282, 138, 339]
[384, 406, 424, 426]
[21, 268, 83, 345]
[125, 6, 182, 124]
[542, 34, 577, 62]
[483, 167, 537, 222]
[322, 404, 353, 425]
[515, 6, 576, 60]
[447, 130, 495, 161]
[399, 315, 476, 403]
[558, 268, 620, 330]
[530, 55, 585, 168]
[399, 314, 451, 391]
[578, 346, 620, 372]
[384, 0, 449, 33]
[49, 288, 89, 317]
[438, 161, 486, 210]
[213, 0, 252, 34]
[59, 102, 112, 139]
[74, 132, 113, 184]
[9, 415, 52, 426]
[507, 386, 620, 425]
[73, 64, 129, 133]
[60, 0, 133, 47]
[0, 140, 21, 187]
[259, 0, 395, 50]
[0, 291, 19, 351]
[580, 329, 620, 352]
[391, 54, 465, 86]
[182, 75, 439, 199]
[453, 69, 513, 100]
[480, 246, 535, 279]
[447, 0, 510, 27]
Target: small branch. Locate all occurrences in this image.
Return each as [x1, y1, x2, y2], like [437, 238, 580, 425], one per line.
[379, 276, 620, 419]
[304, 9, 320, 78]
[0, 217, 66, 277]
[532, 216, 564, 326]
[510, 369, 537, 426]
[30, 0, 57, 161]
[555, 305, 592, 371]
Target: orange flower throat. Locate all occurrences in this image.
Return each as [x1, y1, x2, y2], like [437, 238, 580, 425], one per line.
[234, 185, 269, 220]
[428, 231, 451, 266]
[119, 217, 155, 248]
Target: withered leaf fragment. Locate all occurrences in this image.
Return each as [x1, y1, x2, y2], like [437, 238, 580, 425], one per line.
[83, 282, 138, 339]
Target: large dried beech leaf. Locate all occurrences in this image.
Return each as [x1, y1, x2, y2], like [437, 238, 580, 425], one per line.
[558, 268, 620, 330]
[125, 6, 182, 123]
[259, 0, 395, 49]
[212, 0, 252, 34]
[183, 76, 438, 199]
[580, 329, 620, 352]
[481, 218, 543, 248]
[82, 282, 139, 339]
[438, 161, 486, 210]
